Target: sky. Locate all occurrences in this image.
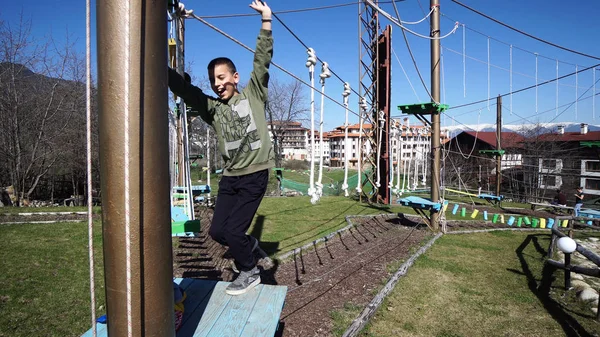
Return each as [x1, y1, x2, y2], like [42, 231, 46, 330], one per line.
[2, 0, 600, 133]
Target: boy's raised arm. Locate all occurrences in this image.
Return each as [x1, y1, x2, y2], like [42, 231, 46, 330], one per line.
[168, 67, 214, 124]
[248, 1, 273, 102]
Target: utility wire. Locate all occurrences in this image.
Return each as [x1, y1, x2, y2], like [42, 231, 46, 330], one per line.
[451, 0, 600, 62]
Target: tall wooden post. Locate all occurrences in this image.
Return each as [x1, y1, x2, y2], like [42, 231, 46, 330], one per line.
[430, 0, 441, 231]
[96, 0, 175, 335]
[496, 95, 502, 197]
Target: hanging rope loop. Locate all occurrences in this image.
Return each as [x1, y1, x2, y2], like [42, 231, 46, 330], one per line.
[176, 2, 194, 18]
[306, 47, 317, 69]
[320, 61, 331, 84]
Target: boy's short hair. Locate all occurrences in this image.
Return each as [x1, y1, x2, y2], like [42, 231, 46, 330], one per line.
[207, 57, 237, 75]
[578, 187, 583, 190]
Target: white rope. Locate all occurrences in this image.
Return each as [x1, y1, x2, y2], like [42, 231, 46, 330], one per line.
[422, 128, 428, 187]
[85, 0, 96, 334]
[341, 82, 351, 197]
[556, 60, 559, 116]
[315, 61, 331, 203]
[456, 110, 481, 159]
[509, 45, 513, 115]
[395, 128, 402, 195]
[535, 53, 538, 112]
[123, 0, 133, 334]
[401, 7, 434, 25]
[365, 0, 459, 40]
[389, 121, 397, 190]
[462, 24, 466, 98]
[594, 68, 597, 121]
[375, 111, 385, 189]
[306, 48, 317, 202]
[487, 37, 490, 111]
[356, 98, 368, 194]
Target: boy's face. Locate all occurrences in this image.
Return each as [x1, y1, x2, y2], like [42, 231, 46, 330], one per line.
[210, 64, 239, 101]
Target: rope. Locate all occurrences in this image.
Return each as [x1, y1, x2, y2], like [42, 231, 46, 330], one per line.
[390, 0, 436, 103]
[356, 98, 368, 194]
[455, 110, 481, 159]
[448, 62, 600, 110]
[556, 60, 559, 116]
[85, 0, 96, 334]
[306, 48, 317, 203]
[375, 111, 385, 189]
[391, 47, 420, 101]
[124, 0, 133, 334]
[462, 24, 466, 98]
[389, 121, 397, 191]
[535, 53, 538, 112]
[342, 82, 351, 197]
[487, 37, 490, 111]
[401, 7, 435, 25]
[594, 68, 597, 121]
[442, 46, 589, 91]
[365, 0, 460, 40]
[576, 65, 579, 119]
[315, 61, 331, 203]
[509, 45, 512, 115]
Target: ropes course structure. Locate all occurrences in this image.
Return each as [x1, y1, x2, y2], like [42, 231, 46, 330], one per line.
[80, 0, 600, 334]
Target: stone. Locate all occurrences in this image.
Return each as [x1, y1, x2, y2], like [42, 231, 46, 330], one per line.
[578, 288, 599, 302]
[571, 273, 584, 281]
[571, 280, 590, 291]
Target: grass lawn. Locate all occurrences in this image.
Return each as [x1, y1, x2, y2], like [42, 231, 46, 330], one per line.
[0, 221, 105, 337]
[0, 196, 407, 337]
[337, 231, 600, 337]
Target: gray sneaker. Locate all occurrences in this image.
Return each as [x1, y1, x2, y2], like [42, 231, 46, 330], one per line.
[225, 267, 261, 296]
[230, 238, 274, 273]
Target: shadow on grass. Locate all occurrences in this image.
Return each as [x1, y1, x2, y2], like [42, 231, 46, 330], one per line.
[514, 234, 595, 337]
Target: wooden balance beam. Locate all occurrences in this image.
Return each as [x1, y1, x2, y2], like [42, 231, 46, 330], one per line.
[82, 279, 287, 337]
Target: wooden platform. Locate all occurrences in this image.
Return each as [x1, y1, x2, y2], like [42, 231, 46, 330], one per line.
[81, 279, 287, 337]
[397, 196, 445, 211]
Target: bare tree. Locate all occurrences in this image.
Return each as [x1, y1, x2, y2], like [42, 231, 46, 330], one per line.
[266, 77, 309, 167]
[0, 16, 86, 205]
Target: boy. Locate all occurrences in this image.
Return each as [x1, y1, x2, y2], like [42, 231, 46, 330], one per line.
[168, 0, 274, 295]
[574, 187, 584, 217]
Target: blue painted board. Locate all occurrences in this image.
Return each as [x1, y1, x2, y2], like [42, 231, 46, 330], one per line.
[197, 284, 263, 337]
[477, 193, 503, 201]
[240, 285, 288, 337]
[397, 196, 444, 211]
[580, 208, 600, 219]
[80, 280, 287, 337]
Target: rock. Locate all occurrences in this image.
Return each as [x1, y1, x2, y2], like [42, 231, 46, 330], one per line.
[571, 273, 584, 281]
[592, 307, 598, 315]
[571, 280, 590, 291]
[578, 288, 599, 302]
[588, 237, 599, 242]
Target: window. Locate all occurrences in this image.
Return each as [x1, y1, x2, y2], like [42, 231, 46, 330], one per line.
[541, 175, 556, 187]
[586, 161, 600, 172]
[585, 178, 600, 190]
[542, 159, 556, 169]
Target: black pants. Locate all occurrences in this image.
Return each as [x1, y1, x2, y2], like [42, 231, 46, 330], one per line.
[209, 169, 268, 271]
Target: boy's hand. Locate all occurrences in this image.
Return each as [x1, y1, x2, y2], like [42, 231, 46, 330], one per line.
[249, 0, 272, 20]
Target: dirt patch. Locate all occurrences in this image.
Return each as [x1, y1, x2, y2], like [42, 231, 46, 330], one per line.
[173, 210, 431, 337]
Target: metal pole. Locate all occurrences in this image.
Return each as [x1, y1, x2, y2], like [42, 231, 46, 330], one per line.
[430, 0, 441, 231]
[564, 253, 572, 290]
[96, 0, 175, 336]
[496, 95, 502, 197]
